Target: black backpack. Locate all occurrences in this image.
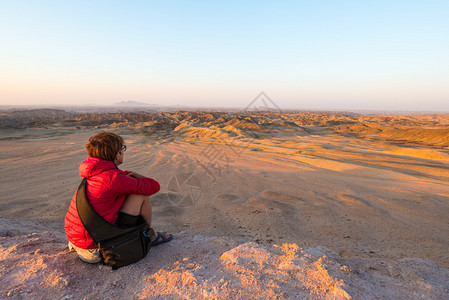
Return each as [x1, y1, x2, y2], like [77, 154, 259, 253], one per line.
[76, 179, 154, 269]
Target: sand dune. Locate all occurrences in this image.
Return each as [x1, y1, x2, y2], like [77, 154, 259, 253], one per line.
[1, 109, 449, 298]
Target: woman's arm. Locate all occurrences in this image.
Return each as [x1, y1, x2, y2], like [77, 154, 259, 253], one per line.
[110, 172, 160, 195]
[127, 171, 147, 179]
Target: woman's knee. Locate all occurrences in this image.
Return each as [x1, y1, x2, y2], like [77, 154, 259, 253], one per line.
[127, 194, 149, 203]
[120, 194, 150, 215]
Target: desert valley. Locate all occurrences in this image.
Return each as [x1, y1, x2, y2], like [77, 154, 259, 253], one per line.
[1, 108, 448, 299]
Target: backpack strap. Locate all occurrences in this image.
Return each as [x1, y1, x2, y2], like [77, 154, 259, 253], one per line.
[76, 178, 144, 243]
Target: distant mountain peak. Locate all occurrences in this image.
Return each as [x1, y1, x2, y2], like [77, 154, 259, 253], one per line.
[114, 101, 154, 107]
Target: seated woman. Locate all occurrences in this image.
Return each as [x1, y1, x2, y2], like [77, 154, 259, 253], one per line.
[64, 131, 172, 263]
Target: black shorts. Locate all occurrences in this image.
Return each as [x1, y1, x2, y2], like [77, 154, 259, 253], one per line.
[115, 211, 145, 227]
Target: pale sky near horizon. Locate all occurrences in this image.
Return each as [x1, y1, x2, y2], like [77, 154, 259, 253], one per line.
[1, 1, 448, 111]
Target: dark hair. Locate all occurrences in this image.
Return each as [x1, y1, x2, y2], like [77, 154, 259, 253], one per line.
[86, 131, 124, 161]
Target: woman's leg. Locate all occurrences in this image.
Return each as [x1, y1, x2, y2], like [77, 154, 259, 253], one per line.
[120, 194, 172, 243]
[119, 194, 152, 226]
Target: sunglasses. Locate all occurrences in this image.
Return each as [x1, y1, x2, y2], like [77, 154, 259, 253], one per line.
[121, 145, 127, 152]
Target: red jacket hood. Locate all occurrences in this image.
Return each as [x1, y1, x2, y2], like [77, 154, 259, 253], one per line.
[79, 157, 118, 178]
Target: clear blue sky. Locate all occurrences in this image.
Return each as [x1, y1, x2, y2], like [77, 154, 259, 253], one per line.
[1, 1, 448, 111]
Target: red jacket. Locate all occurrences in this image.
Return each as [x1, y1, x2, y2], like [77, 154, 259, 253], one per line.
[64, 157, 160, 249]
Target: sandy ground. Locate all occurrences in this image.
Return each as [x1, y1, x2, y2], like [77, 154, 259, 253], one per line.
[1, 123, 449, 298]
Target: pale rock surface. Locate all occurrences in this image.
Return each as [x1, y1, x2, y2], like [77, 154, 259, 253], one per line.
[1, 220, 448, 299]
